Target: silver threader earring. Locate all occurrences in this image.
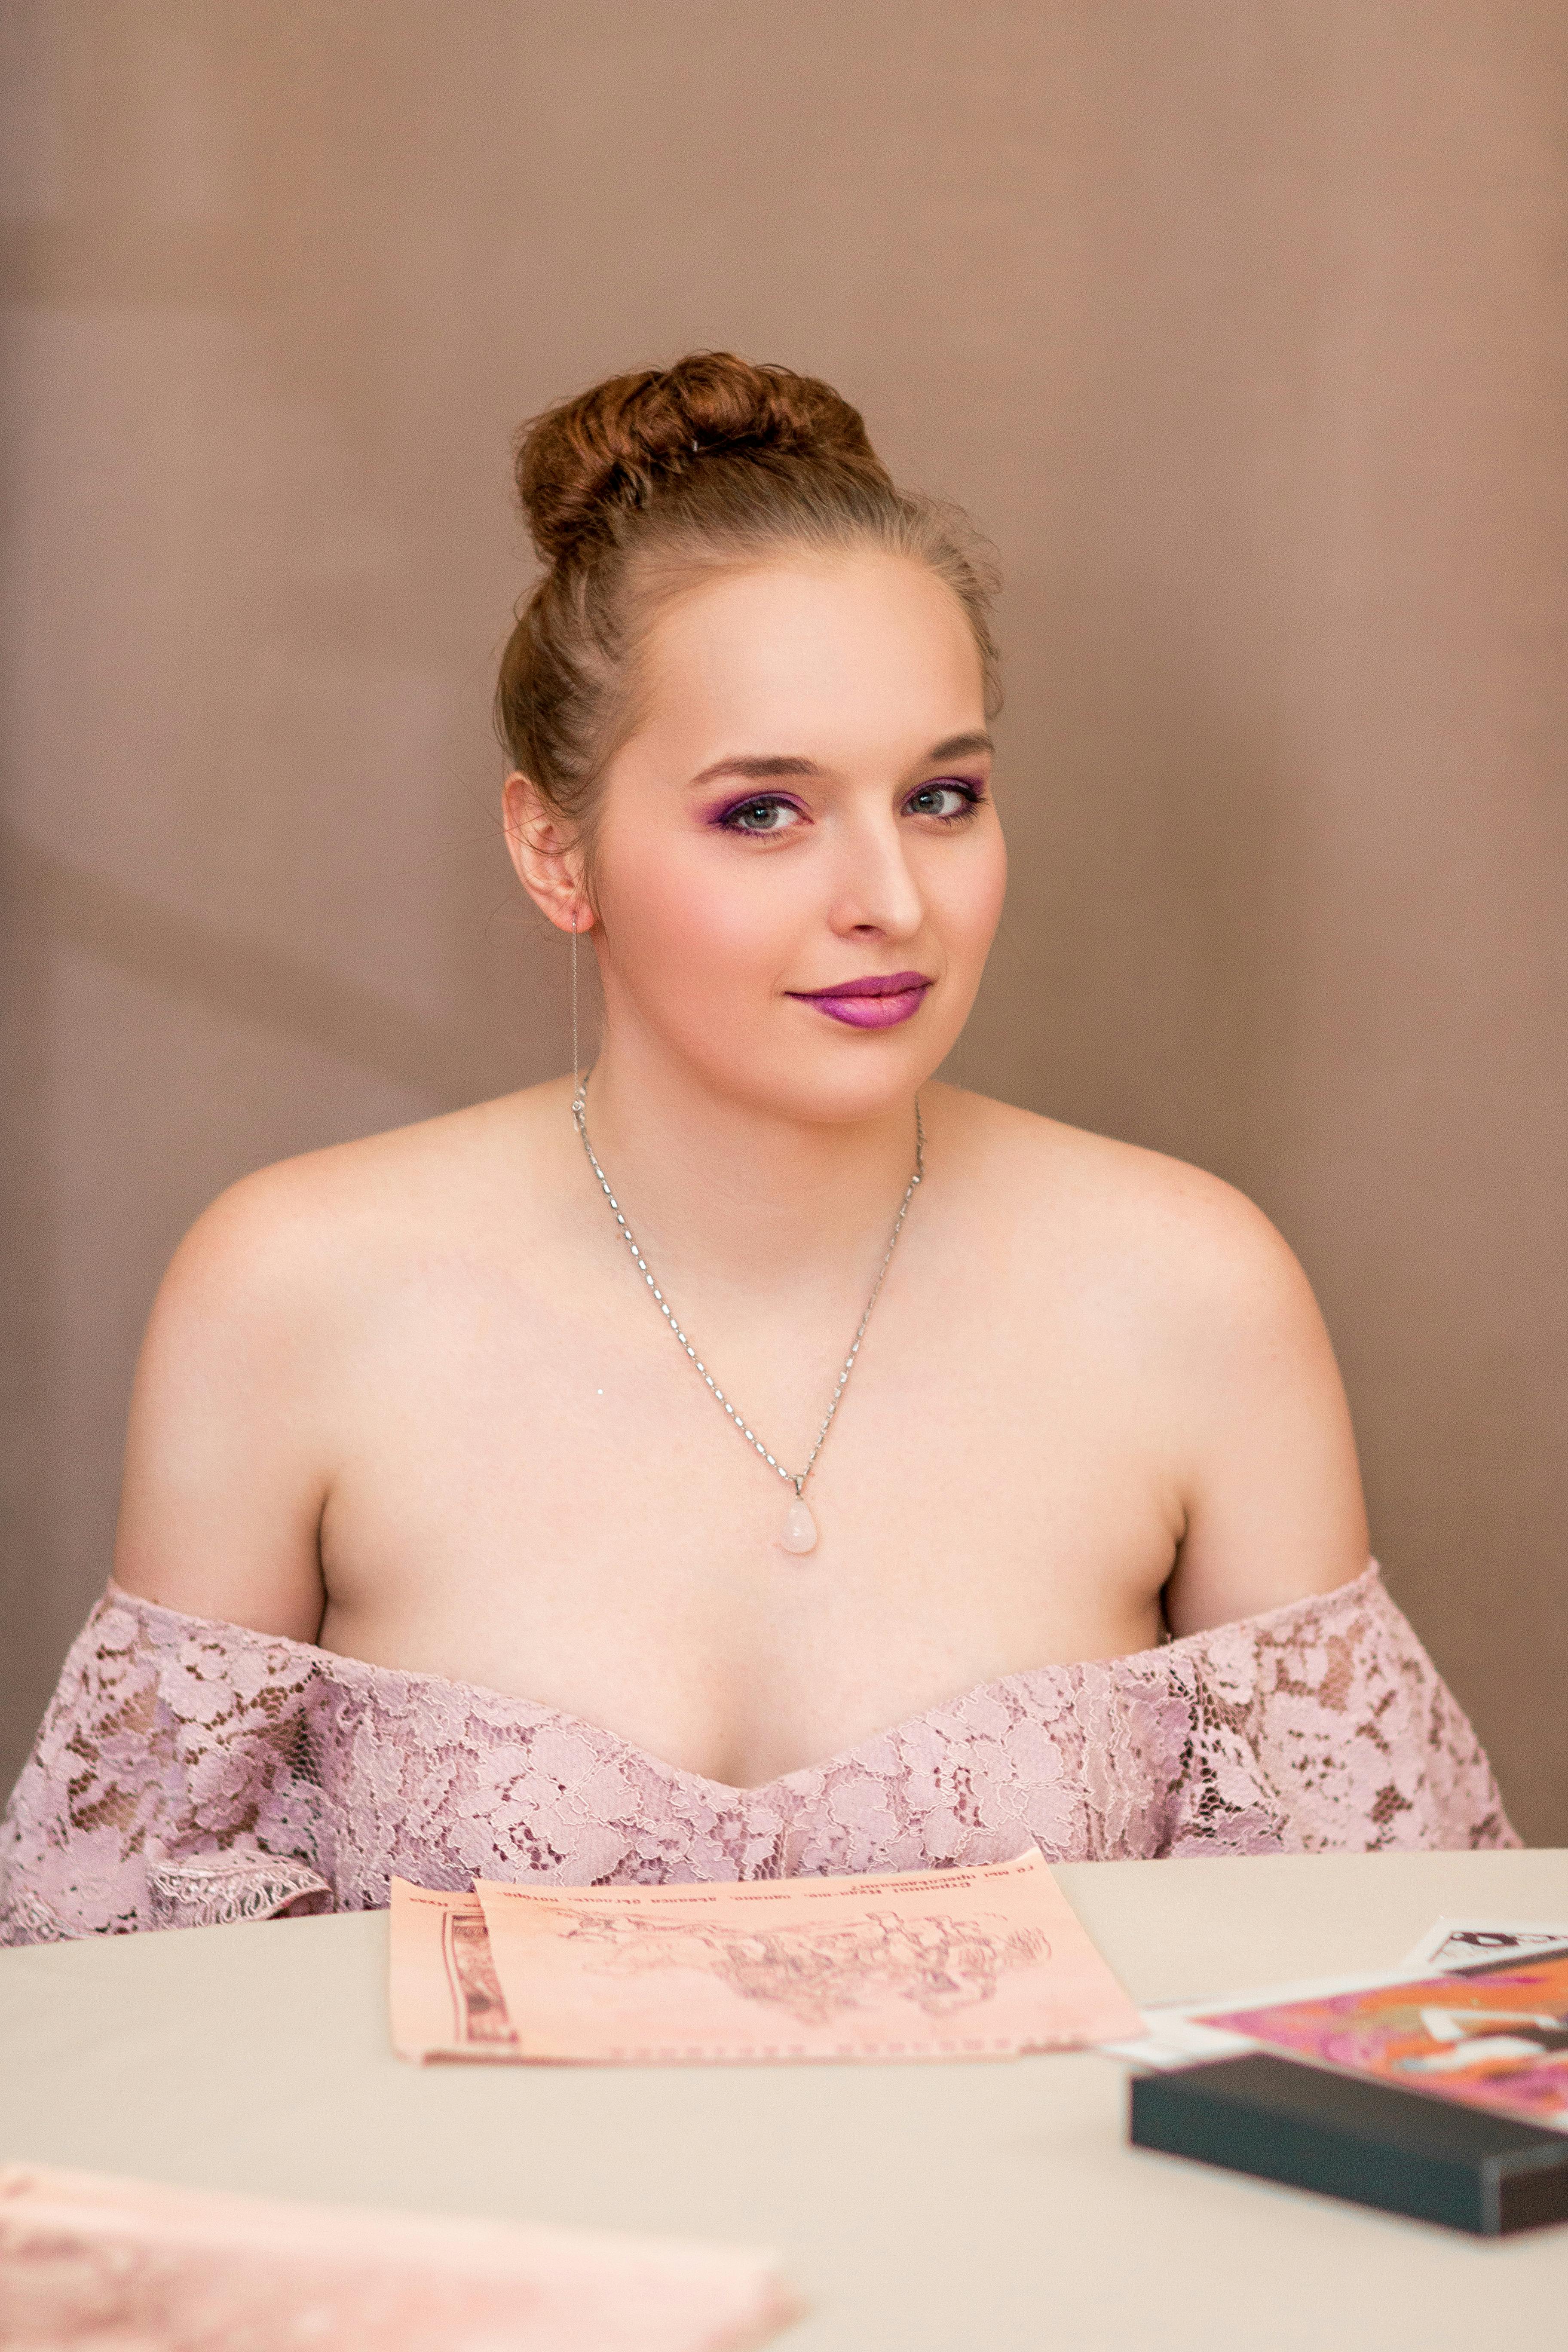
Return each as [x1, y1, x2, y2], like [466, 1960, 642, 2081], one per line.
[570, 913, 580, 1089]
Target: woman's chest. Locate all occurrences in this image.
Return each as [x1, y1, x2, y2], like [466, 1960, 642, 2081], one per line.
[313, 1248, 1182, 1784]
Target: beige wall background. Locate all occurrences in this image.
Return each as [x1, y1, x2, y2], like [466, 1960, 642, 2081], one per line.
[2, 2, 1565, 1834]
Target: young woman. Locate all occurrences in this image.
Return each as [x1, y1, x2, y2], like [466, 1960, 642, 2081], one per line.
[0, 353, 1512, 1940]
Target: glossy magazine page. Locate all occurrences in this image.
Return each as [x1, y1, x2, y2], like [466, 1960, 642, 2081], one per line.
[1155, 1944, 1568, 2131]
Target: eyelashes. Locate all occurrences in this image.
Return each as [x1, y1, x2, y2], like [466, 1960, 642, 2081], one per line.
[903, 781, 984, 822]
[714, 794, 806, 835]
[713, 780, 987, 836]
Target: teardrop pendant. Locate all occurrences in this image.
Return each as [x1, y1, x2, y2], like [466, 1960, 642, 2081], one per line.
[779, 1496, 818, 1556]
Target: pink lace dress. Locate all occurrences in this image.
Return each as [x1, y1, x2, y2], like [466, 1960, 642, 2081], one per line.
[0, 1564, 1515, 1943]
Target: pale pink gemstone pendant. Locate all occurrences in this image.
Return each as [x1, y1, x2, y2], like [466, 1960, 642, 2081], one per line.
[780, 1495, 818, 1555]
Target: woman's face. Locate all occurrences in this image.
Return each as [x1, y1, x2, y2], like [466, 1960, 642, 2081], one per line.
[584, 551, 1005, 1125]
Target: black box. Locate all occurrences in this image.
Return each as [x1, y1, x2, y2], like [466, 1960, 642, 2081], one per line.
[1130, 2051, 1568, 2234]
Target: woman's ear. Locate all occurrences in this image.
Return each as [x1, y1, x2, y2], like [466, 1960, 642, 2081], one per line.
[502, 773, 593, 933]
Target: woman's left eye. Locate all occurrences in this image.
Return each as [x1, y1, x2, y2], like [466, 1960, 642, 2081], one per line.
[904, 781, 979, 821]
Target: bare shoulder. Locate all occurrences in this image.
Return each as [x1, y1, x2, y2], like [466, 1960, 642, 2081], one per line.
[932, 1085, 1369, 1624]
[112, 1083, 569, 1633]
[932, 1083, 1309, 1317]
[147, 1080, 570, 1320]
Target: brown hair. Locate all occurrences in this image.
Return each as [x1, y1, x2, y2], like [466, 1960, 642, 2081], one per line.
[495, 352, 1001, 882]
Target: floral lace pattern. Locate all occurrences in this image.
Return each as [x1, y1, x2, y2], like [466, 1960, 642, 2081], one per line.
[0, 1565, 1516, 1943]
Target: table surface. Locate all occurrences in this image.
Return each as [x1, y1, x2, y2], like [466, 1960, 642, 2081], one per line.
[5, 1848, 1568, 2349]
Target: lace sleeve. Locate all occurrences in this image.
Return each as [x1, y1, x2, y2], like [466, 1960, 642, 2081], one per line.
[1158, 1570, 1519, 1856]
[0, 1593, 333, 1945]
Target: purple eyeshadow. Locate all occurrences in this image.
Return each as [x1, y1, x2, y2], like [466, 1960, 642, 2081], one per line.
[706, 791, 805, 827]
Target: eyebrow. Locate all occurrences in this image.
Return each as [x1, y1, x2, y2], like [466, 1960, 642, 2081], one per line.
[926, 731, 994, 763]
[688, 753, 825, 788]
[688, 732, 994, 790]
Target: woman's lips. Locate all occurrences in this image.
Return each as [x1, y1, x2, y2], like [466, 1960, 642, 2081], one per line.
[787, 971, 934, 1029]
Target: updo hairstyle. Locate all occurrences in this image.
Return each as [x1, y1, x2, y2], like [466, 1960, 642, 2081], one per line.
[495, 352, 1001, 888]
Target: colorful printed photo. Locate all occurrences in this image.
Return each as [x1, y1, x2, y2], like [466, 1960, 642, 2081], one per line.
[1208, 1949, 1568, 2127]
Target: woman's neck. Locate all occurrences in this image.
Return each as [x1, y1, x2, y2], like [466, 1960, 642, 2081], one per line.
[575, 1035, 927, 1305]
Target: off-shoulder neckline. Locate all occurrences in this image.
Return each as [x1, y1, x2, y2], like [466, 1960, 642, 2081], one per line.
[98, 1562, 1384, 1803]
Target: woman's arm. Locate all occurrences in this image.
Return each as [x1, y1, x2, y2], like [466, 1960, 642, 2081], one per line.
[112, 1161, 337, 1641]
[1152, 1166, 1370, 1636]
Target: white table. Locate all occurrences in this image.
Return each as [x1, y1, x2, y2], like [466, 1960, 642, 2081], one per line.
[5, 1849, 1568, 2349]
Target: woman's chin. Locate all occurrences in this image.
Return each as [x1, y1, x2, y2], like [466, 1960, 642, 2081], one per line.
[728, 1041, 956, 1129]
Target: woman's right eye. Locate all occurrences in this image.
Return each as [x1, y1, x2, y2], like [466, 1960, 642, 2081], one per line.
[721, 796, 803, 834]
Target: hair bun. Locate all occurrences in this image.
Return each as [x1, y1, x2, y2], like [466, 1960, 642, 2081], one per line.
[514, 351, 888, 567]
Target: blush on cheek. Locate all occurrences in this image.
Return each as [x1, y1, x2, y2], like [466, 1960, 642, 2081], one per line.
[926, 830, 1008, 969]
[593, 836, 803, 1059]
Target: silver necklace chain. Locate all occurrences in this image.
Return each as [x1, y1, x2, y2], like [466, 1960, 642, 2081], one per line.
[571, 1079, 925, 1499]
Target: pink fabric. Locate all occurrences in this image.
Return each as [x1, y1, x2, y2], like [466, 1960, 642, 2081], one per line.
[0, 2163, 799, 2351]
[0, 1565, 1516, 1944]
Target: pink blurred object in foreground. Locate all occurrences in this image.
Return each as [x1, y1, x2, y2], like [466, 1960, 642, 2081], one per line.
[0, 2164, 802, 2352]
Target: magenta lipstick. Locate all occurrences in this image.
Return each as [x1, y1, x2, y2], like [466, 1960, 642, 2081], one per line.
[787, 971, 933, 1029]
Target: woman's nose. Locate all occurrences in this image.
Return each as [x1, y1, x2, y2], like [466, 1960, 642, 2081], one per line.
[826, 817, 924, 939]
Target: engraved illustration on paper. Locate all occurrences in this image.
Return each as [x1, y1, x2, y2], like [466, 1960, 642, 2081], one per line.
[550, 1906, 1052, 2025]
